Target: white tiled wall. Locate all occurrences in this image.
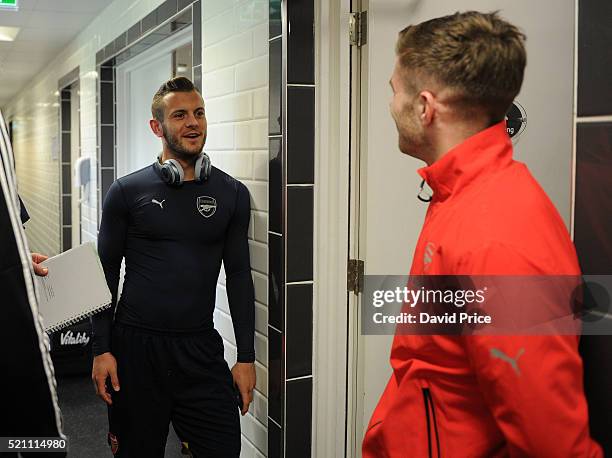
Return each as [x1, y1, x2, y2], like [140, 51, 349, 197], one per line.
[203, 1, 269, 456]
[4, 0, 269, 456]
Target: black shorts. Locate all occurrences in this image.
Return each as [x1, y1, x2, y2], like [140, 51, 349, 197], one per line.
[107, 323, 240, 457]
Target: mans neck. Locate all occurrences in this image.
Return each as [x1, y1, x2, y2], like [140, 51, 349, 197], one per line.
[426, 119, 491, 165]
[161, 148, 196, 181]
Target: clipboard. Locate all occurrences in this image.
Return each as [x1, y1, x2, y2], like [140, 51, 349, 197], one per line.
[35, 242, 112, 332]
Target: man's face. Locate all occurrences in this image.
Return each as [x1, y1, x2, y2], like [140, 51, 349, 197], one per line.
[159, 90, 207, 159]
[389, 59, 426, 158]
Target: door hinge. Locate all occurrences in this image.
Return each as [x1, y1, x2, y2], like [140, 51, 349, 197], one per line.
[349, 11, 368, 47]
[347, 258, 365, 294]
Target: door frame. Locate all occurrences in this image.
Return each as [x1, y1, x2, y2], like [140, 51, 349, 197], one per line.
[115, 26, 192, 179]
[312, 0, 360, 456]
[58, 66, 81, 252]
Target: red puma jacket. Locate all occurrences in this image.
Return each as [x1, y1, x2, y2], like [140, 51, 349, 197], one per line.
[362, 122, 602, 457]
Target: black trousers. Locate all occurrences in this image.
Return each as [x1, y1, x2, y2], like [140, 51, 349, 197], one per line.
[107, 323, 240, 457]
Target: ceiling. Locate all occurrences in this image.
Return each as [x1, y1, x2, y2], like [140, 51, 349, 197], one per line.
[0, 0, 115, 107]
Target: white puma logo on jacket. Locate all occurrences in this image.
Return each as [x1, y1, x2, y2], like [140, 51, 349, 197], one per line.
[490, 348, 525, 375]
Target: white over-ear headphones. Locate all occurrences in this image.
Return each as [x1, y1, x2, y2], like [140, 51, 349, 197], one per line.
[154, 152, 211, 186]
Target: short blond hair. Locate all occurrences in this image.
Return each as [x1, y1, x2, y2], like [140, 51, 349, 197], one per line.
[396, 11, 526, 122]
[151, 76, 200, 122]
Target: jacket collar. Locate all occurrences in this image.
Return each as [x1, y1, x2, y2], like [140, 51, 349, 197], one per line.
[417, 121, 513, 203]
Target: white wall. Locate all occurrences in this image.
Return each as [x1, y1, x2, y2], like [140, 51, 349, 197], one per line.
[202, 1, 269, 456]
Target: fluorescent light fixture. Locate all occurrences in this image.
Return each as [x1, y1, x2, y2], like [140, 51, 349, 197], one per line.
[0, 26, 20, 42]
[177, 64, 188, 72]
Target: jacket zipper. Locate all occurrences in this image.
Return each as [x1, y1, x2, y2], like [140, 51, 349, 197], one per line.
[422, 388, 441, 458]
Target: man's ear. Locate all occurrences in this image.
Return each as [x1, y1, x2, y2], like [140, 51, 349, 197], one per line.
[418, 91, 436, 126]
[149, 119, 164, 138]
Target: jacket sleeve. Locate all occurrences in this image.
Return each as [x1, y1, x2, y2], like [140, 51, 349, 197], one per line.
[222, 182, 256, 363]
[460, 243, 602, 457]
[92, 180, 128, 356]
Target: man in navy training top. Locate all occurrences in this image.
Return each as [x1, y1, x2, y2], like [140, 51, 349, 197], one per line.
[92, 76, 256, 458]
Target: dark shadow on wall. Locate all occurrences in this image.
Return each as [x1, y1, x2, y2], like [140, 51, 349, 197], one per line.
[574, 122, 612, 455]
[575, 0, 612, 451]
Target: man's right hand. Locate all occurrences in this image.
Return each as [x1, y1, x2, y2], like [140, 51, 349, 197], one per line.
[92, 352, 120, 405]
[31, 253, 48, 276]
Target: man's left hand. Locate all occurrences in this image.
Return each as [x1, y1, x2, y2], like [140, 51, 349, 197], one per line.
[231, 362, 256, 416]
[31, 253, 48, 276]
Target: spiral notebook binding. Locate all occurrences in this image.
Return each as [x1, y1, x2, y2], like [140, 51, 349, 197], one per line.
[45, 302, 111, 334]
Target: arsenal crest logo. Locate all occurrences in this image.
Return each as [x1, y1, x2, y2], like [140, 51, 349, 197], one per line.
[197, 196, 217, 218]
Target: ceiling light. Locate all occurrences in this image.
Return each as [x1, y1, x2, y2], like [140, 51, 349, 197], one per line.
[0, 26, 20, 42]
[177, 64, 188, 72]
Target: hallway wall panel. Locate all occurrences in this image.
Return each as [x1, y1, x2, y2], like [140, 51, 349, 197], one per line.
[201, 2, 270, 456]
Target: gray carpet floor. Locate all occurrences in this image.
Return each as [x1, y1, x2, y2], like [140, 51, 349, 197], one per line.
[56, 375, 183, 457]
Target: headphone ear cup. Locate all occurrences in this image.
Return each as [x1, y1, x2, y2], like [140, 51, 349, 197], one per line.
[165, 159, 184, 186]
[155, 155, 185, 186]
[195, 153, 212, 182]
[203, 153, 211, 180]
[194, 154, 204, 182]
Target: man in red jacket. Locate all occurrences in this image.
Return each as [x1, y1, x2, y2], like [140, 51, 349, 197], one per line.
[362, 11, 602, 457]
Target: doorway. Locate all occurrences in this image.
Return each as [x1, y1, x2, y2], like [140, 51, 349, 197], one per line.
[347, 1, 575, 456]
[115, 27, 192, 178]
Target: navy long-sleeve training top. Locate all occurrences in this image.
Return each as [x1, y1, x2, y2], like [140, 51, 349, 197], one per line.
[92, 163, 255, 362]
